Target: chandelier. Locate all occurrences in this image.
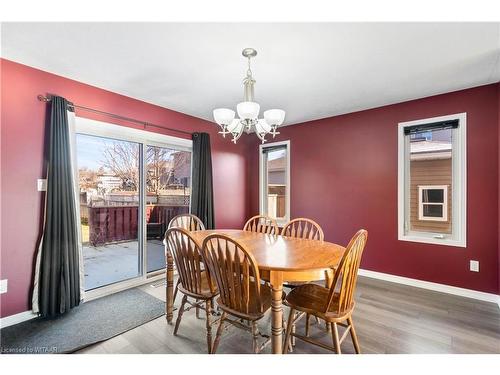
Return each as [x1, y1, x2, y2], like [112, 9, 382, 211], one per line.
[213, 48, 285, 144]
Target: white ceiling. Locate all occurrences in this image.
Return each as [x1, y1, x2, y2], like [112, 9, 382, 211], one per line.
[2, 23, 500, 126]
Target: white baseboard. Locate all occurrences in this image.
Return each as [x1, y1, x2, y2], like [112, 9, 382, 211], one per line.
[358, 268, 500, 308]
[0, 310, 37, 329]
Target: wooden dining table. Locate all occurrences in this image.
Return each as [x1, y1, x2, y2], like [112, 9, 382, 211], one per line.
[165, 229, 346, 354]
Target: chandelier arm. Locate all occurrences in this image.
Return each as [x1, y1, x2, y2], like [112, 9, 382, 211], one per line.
[270, 125, 280, 138]
[255, 128, 268, 144]
[217, 123, 230, 138]
[218, 130, 229, 138]
[231, 120, 246, 144]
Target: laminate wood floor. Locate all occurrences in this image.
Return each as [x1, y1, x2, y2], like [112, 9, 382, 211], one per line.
[76, 276, 500, 354]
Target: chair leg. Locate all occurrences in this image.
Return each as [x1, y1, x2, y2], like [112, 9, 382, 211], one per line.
[348, 317, 361, 354]
[331, 322, 341, 354]
[211, 312, 226, 354]
[195, 299, 201, 319]
[205, 299, 212, 354]
[251, 321, 260, 354]
[173, 279, 180, 303]
[323, 275, 332, 333]
[174, 295, 187, 335]
[283, 308, 295, 354]
[282, 316, 293, 353]
[305, 313, 310, 337]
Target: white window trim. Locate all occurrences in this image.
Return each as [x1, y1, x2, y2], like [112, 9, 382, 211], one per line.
[259, 140, 290, 226]
[417, 185, 448, 222]
[74, 116, 193, 300]
[398, 113, 467, 248]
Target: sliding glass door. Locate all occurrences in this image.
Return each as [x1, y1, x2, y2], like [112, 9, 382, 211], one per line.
[74, 118, 192, 294]
[145, 145, 191, 273]
[76, 134, 142, 290]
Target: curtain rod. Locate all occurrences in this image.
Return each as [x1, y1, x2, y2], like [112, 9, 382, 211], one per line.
[37, 95, 193, 136]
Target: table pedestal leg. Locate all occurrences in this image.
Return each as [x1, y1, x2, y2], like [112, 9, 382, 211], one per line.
[166, 248, 174, 324]
[270, 271, 284, 354]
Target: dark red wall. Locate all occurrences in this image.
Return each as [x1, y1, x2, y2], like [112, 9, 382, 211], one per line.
[1, 57, 498, 319]
[249, 84, 500, 294]
[0, 59, 250, 317]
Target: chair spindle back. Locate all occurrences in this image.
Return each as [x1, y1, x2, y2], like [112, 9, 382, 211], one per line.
[281, 218, 324, 241]
[243, 215, 279, 235]
[168, 214, 206, 231]
[165, 227, 214, 296]
[326, 229, 368, 315]
[201, 234, 263, 315]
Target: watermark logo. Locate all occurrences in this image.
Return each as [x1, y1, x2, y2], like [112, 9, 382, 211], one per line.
[1, 346, 58, 354]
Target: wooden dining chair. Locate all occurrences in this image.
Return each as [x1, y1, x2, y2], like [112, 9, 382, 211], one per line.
[243, 215, 279, 235]
[281, 217, 324, 241]
[281, 218, 326, 337]
[168, 213, 206, 231]
[167, 213, 206, 305]
[164, 227, 219, 353]
[200, 234, 274, 354]
[283, 229, 368, 354]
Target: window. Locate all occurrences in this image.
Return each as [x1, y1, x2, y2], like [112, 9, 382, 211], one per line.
[259, 140, 290, 225]
[418, 185, 448, 221]
[398, 113, 466, 247]
[410, 130, 432, 141]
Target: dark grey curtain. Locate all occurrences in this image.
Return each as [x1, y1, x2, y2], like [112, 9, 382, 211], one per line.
[191, 132, 215, 229]
[38, 96, 80, 317]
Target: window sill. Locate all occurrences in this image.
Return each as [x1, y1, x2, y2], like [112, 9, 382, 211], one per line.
[398, 233, 466, 248]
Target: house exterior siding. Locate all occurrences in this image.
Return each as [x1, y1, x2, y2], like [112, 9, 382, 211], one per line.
[409, 158, 452, 233]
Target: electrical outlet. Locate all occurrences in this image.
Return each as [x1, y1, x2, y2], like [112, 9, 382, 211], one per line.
[0, 279, 7, 294]
[37, 179, 47, 191]
[469, 260, 479, 272]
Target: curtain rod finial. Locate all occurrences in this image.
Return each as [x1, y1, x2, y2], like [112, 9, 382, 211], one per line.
[38, 95, 51, 102]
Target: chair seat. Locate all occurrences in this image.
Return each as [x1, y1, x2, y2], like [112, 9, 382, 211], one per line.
[217, 282, 276, 321]
[284, 283, 353, 321]
[178, 270, 218, 299]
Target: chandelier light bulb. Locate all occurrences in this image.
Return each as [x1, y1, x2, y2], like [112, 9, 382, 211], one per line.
[227, 119, 241, 133]
[236, 101, 260, 121]
[263, 109, 285, 126]
[256, 118, 271, 133]
[213, 108, 235, 126]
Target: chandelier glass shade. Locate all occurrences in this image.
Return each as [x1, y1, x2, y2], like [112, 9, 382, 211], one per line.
[213, 48, 285, 144]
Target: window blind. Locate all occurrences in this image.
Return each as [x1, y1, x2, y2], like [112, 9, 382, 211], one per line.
[404, 119, 459, 135]
[262, 145, 287, 153]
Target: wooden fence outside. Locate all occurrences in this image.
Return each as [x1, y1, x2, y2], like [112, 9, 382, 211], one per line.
[87, 204, 188, 246]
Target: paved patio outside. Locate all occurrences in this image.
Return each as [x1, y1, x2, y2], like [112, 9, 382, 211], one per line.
[83, 240, 165, 290]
